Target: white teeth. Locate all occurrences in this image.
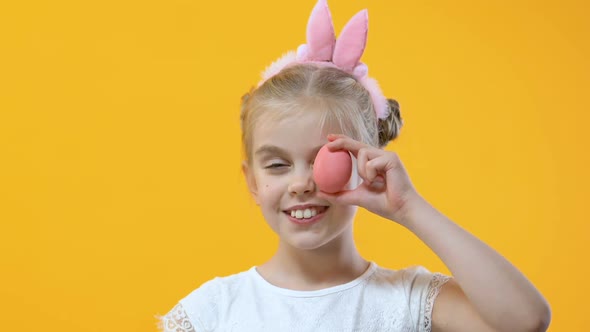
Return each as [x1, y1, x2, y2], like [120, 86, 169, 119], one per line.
[289, 208, 320, 219]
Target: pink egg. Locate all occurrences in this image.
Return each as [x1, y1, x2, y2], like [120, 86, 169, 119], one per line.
[313, 145, 353, 193]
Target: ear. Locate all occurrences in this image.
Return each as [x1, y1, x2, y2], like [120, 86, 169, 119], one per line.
[242, 160, 259, 205]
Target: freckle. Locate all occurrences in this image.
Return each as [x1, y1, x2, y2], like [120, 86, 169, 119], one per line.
[266, 185, 269, 188]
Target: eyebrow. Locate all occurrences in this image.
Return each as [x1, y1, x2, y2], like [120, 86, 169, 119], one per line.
[255, 145, 287, 157]
[254, 144, 324, 158]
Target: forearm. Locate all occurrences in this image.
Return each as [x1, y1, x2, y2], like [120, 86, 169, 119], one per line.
[398, 193, 551, 332]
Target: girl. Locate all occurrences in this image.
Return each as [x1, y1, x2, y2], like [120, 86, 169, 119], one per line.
[159, 1, 551, 331]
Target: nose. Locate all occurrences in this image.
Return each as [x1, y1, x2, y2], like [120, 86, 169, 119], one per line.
[288, 167, 316, 195]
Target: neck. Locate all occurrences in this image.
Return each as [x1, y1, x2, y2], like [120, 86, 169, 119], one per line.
[258, 227, 370, 291]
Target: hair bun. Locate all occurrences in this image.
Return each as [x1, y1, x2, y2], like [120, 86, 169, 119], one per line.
[377, 99, 403, 148]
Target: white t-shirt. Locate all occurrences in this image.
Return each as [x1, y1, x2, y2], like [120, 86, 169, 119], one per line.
[159, 262, 451, 332]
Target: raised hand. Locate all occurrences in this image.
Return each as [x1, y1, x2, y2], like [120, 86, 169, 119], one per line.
[317, 134, 422, 225]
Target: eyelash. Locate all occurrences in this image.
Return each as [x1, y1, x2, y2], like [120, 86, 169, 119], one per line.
[264, 160, 315, 170]
[265, 163, 289, 169]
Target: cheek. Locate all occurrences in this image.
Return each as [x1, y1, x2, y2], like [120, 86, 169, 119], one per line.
[258, 179, 283, 198]
[260, 181, 274, 190]
[257, 174, 287, 190]
[332, 205, 358, 223]
[255, 172, 290, 199]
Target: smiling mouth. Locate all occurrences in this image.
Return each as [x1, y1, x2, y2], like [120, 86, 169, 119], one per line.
[283, 206, 329, 220]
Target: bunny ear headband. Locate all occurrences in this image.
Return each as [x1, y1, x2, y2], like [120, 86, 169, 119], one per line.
[256, 0, 389, 120]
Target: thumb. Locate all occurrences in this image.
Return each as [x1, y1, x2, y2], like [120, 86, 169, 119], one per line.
[317, 188, 362, 206]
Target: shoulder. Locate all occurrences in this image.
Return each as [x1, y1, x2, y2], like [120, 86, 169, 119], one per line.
[160, 269, 253, 332]
[372, 264, 450, 292]
[370, 264, 451, 308]
[182, 269, 250, 305]
[373, 264, 452, 332]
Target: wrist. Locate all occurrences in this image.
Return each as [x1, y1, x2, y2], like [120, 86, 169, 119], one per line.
[395, 191, 430, 229]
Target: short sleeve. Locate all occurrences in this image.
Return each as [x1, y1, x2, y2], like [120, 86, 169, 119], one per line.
[157, 278, 222, 332]
[402, 266, 451, 332]
[158, 303, 197, 332]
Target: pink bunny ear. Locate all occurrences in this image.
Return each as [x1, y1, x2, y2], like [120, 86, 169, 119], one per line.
[332, 9, 368, 72]
[305, 0, 336, 61]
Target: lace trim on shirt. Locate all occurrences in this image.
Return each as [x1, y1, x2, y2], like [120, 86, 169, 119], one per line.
[423, 273, 451, 332]
[157, 303, 196, 332]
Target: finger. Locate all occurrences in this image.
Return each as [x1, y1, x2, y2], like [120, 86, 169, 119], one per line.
[365, 154, 398, 182]
[356, 147, 369, 181]
[325, 136, 366, 155]
[327, 133, 348, 142]
[365, 155, 382, 182]
[356, 146, 387, 182]
[367, 175, 386, 191]
[325, 136, 381, 159]
[317, 187, 364, 207]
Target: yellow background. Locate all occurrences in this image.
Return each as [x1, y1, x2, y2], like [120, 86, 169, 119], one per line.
[1, 0, 588, 330]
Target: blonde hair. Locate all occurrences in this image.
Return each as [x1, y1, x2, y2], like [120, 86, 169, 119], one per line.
[240, 64, 402, 162]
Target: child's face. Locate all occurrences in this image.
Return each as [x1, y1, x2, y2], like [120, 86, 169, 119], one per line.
[243, 110, 359, 251]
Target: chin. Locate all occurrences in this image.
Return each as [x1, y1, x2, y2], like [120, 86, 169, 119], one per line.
[283, 232, 340, 251]
[289, 240, 326, 251]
